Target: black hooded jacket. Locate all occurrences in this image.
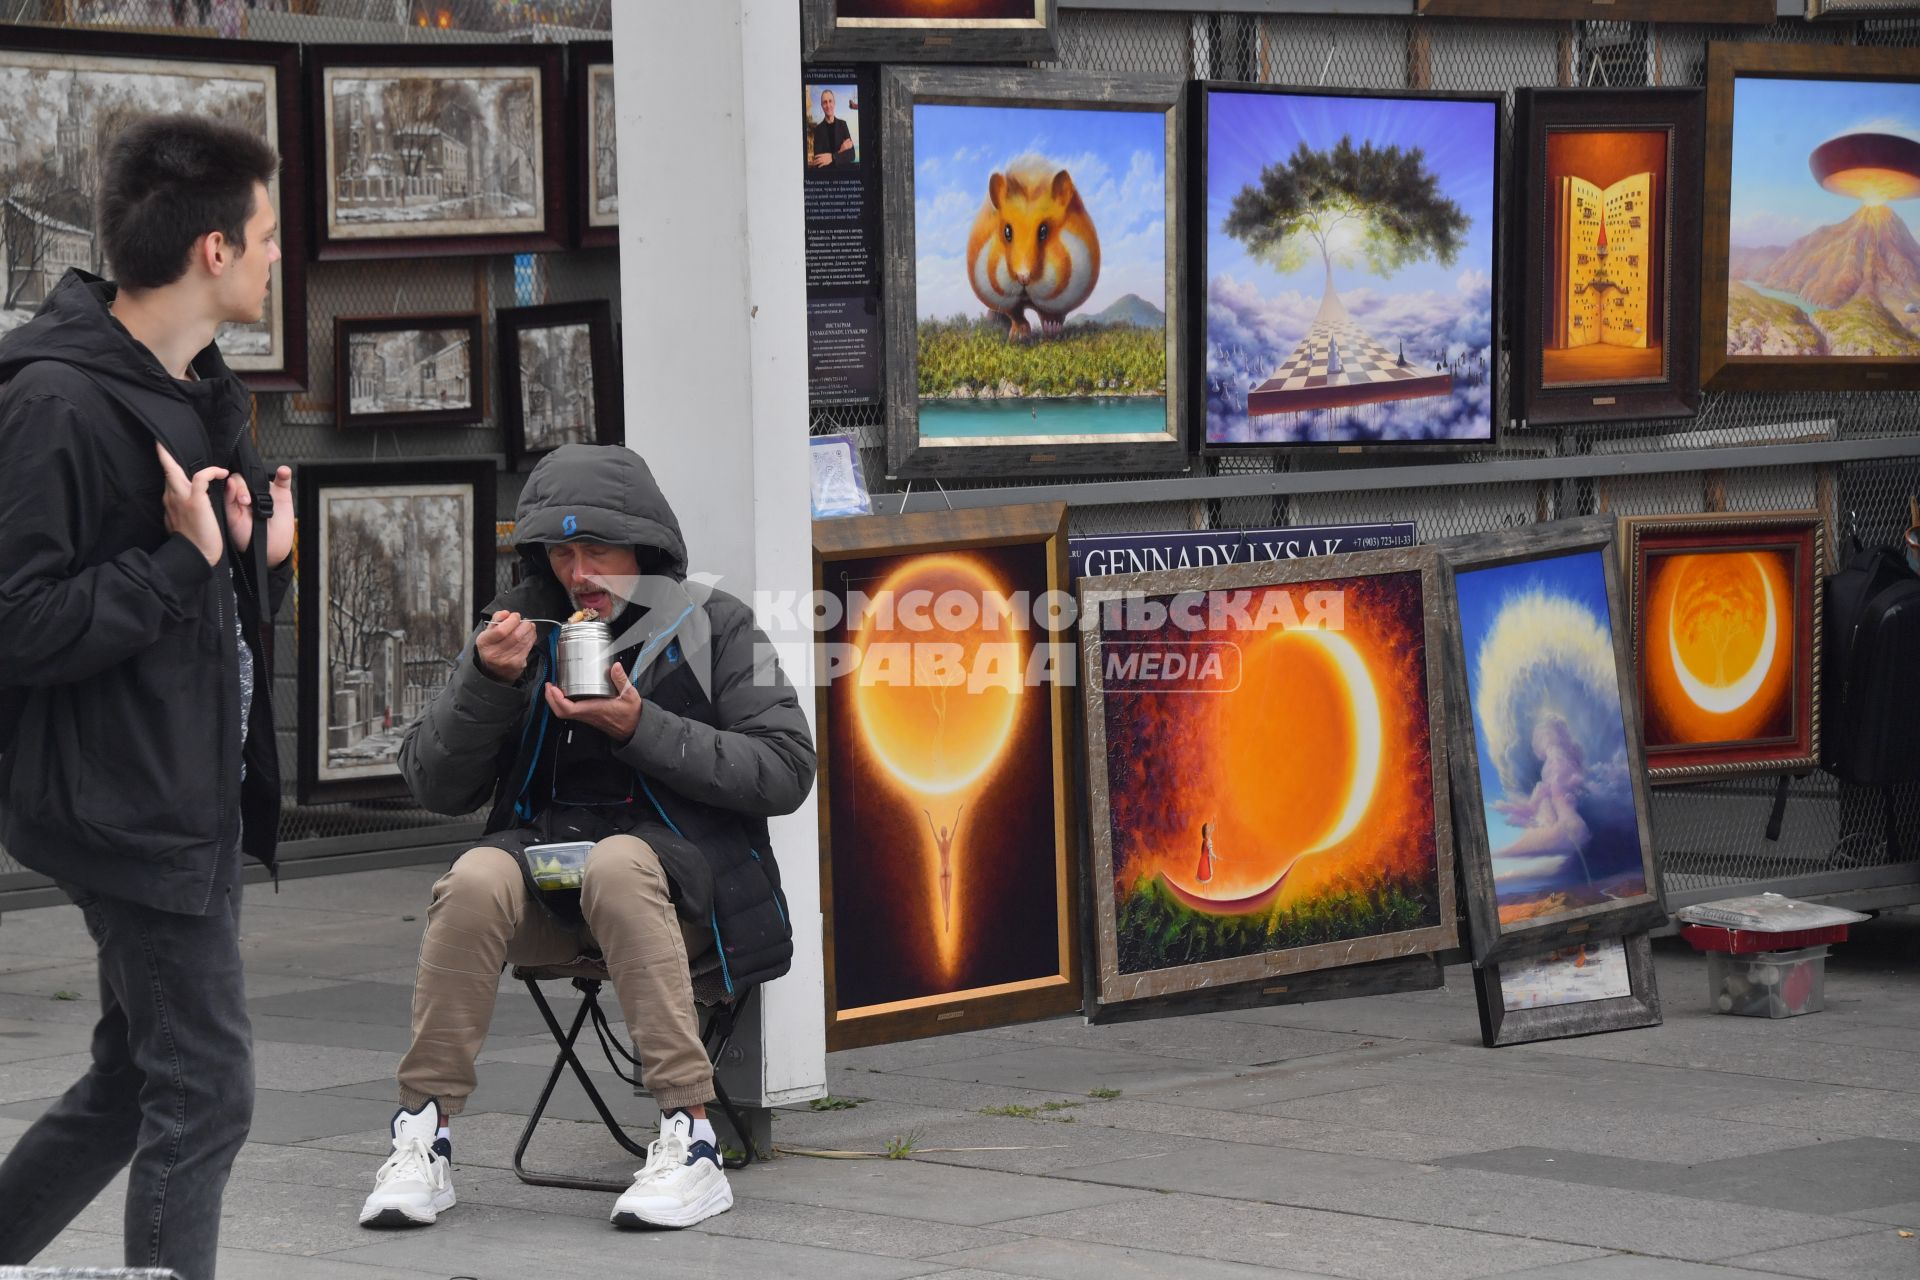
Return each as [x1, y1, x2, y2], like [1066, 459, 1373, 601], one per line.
[0, 270, 291, 915]
[397, 445, 816, 990]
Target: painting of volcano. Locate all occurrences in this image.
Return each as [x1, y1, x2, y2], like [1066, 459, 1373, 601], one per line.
[1706, 45, 1920, 389]
[1079, 547, 1458, 1015]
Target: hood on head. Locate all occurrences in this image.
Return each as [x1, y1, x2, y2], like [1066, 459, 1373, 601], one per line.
[511, 444, 688, 588]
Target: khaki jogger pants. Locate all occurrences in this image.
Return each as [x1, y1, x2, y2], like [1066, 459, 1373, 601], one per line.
[396, 835, 716, 1115]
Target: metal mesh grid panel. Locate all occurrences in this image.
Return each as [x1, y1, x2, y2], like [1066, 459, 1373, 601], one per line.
[810, 8, 1920, 899]
[2, 5, 1917, 898]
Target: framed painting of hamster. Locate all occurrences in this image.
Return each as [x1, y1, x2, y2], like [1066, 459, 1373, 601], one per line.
[802, 0, 1058, 64]
[881, 66, 1189, 478]
[1196, 83, 1501, 452]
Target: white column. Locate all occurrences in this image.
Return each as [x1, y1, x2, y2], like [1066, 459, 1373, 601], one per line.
[612, 2, 825, 1106]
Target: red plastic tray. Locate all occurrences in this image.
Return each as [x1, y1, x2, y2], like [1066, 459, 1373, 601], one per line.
[1680, 923, 1850, 955]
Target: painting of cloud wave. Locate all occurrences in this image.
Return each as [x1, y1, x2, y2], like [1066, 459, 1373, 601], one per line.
[1457, 553, 1647, 922]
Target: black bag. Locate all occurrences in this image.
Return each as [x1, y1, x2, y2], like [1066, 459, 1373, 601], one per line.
[1821, 544, 1920, 788]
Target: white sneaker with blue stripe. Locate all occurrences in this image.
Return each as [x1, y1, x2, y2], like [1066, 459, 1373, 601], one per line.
[610, 1110, 733, 1229]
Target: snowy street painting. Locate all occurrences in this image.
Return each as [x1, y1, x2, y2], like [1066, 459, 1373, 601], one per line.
[0, 49, 283, 368]
[589, 64, 617, 224]
[515, 322, 597, 452]
[346, 326, 475, 418]
[317, 484, 475, 783]
[324, 65, 544, 240]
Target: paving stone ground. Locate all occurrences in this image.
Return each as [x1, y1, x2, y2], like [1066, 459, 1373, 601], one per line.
[1, 867, 1915, 1280]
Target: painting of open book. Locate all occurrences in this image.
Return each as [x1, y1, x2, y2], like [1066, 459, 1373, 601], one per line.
[1515, 90, 1703, 425]
[1547, 157, 1659, 384]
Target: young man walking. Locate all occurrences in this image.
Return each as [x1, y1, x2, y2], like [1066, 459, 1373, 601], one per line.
[0, 115, 294, 1280]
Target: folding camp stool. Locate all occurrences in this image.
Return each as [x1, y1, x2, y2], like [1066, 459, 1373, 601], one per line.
[510, 952, 757, 1192]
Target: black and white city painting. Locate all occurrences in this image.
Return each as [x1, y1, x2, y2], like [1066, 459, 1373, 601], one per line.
[314, 482, 477, 791]
[588, 63, 616, 228]
[341, 322, 472, 422]
[0, 48, 287, 371]
[515, 321, 597, 452]
[323, 64, 546, 241]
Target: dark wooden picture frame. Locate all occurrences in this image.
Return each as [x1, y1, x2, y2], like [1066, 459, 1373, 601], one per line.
[0, 26, 309, 391]
[570, 41, 616, 250]
[297, 459, 497, 805]
[1620, 511, 1825, 785]
[308, 43, 566, 260]
[813, 503, 1081, 1050]
[1416, 0, 1772, 18]
[1079, 545, 1460, 1022]
[1192, 80, 1503, 455]
[1702, 43, 1920, 393]
[334, 313, 483, 431]
[1474, 932, 1662, 1049]
[1514, 88, 1704, 427]
[1806, 0, 1920, 18]
[496, 300, 622, 470]
[882, 66, 1189, 479]
[802, 0, 1059, 64]
[1437, 516, 1667, 967]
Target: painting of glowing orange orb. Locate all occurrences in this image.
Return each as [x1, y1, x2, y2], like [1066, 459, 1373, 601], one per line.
[1624, 515, 1824, 784]
[1083, 554, 1458, 1013]
[1642, 549, 1794, 747]
[815, 505, 1079, 1051]
[849, 553, 1024, 796]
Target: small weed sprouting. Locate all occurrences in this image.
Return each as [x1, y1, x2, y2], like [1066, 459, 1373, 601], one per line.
[808, 1096, 861, 1112]
[884, 1129, 922, 1160]
[979, 1100, 1081, 1122]
[1087, 1087, 1122, 1100]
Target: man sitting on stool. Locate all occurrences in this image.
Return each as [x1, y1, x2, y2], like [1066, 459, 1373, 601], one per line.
[359, 444, 815, 1231]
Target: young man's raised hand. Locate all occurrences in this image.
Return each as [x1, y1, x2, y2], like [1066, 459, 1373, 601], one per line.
[155, 441, 228, 567]
[224, 465, 295, 566]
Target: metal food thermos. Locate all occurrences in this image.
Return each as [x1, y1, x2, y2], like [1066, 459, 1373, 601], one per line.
[556, 620, 614, 698]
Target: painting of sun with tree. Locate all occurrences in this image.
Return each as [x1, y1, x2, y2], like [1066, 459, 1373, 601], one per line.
[1202, 87, 1499, 446]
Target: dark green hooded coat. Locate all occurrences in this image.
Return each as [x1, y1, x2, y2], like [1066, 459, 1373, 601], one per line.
[397, 444, 814, 990]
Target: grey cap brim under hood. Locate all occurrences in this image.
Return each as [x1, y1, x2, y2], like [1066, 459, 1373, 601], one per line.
[511, 443, 689, 582]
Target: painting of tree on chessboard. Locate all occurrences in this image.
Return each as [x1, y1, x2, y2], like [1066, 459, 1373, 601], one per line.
[1202, 88, 1497, 445]
[1543, 129, 1666, 387]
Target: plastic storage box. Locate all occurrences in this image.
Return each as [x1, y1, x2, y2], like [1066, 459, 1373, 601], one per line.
[1707, 945, 1829, 1018]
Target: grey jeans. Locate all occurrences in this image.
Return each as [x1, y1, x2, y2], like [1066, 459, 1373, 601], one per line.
[0, 882, 252, 1280]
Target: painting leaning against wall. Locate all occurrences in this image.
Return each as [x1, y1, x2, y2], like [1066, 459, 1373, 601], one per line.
[1079, 547, 1459, 1018]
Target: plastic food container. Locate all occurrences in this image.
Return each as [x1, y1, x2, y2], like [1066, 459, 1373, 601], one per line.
[1708, 945, 1829, 1019]
[526, 840, 593, 892]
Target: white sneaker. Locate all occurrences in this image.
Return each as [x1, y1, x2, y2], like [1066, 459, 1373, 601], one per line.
[610, 1111, 734, 1229]
[359, 1099, 456, 1228]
